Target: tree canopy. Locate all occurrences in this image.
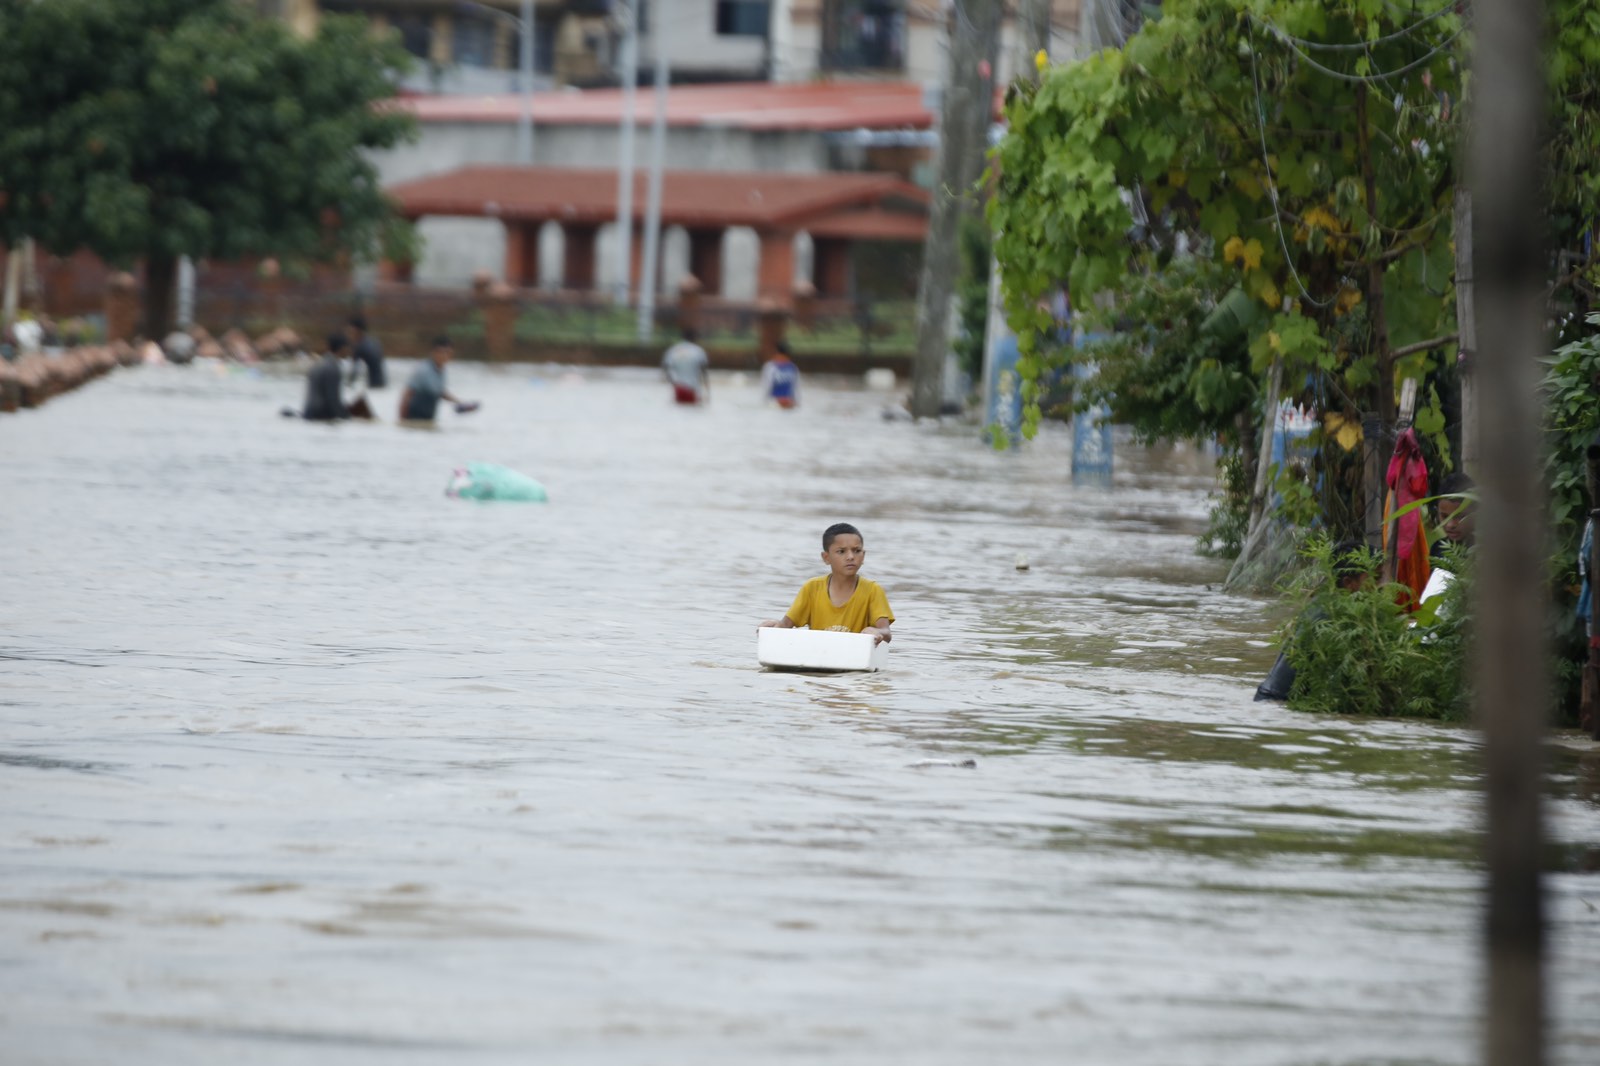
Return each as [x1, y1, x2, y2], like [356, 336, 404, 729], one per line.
[0, 0, 417, 335]
[991, 0, 1464, 440]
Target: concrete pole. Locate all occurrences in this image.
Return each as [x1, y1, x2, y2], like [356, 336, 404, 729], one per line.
[910, 0, 1001, 419]
[518, 0, 535, 164]
[2, 243, 19, 329]
[613, 0, 639, 307]
[637, 7, 669, 342]
[980, 0, 1052, 436]
[177, 256, 195, 329]
[1468, 0, 1548, 1062]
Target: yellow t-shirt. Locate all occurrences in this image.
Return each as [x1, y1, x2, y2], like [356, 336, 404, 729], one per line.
[785, 575, 894, 633]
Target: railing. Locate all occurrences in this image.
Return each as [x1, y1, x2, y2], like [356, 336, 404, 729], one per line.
[190, 280, 917, 361]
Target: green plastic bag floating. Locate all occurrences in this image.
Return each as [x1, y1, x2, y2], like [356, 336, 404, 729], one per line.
[446, 463, 548, 502]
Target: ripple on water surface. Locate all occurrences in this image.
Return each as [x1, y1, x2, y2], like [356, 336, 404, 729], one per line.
[2, 363, 1598, 1065]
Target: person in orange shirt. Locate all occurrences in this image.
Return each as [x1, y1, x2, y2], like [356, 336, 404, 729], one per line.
[759, 523, 894, 644]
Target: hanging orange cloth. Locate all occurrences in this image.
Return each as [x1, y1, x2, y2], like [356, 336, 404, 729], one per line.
[1384, 427, 1432, 607]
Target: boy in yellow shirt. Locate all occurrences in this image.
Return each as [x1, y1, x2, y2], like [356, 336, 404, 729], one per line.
[760, 523, 894, 644]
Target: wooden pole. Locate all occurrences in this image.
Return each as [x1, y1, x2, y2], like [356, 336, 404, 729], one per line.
[1469, 0, 1547, 1061]
[1455, 187, 1478, 473]
[1583, 441, 1600, 738]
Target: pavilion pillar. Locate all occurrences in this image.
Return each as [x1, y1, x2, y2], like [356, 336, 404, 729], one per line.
[503, 221, 539, 288]
[563, 223, 599, 292]
[687, 228, 724, 297]
[378, 258, 414, 284]
[628, 224, 645, 295]
[756, 230, 796, 303]
[812, 238, 852, 298]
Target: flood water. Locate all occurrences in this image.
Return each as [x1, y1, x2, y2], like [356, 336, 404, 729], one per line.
[3, 360, 1599, 1065]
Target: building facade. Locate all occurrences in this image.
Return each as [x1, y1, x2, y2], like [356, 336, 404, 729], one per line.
[267, 0, 1083, 92]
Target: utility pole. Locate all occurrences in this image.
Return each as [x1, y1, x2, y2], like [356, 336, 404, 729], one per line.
[613, 0, 639, 307]
[910, 0, 1001, 419]
[1469, 0, 1548, 1062]
[636, 3, 669, 341]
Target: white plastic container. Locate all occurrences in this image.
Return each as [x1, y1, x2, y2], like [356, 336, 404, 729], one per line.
[757, 627, 888, 672]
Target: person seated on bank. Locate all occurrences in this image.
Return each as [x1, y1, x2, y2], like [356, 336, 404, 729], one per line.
[300, 333, 350, 422]
[661, 326, 710, 405]
[761, 339, 801, 409]
[398, 336, 478, 423]
[759, 522, 894, 645]
[1430, 472, 1476, 558]
[1419, 472, 1476, 610]
[1254, 539, 1374, 702]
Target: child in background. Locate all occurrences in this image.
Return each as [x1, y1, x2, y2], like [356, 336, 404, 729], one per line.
[760, 523, 894, 644]
[761, 340, 801, 408]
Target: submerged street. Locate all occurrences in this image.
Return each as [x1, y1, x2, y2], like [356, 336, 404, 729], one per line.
[2, 362, 1598, 1064]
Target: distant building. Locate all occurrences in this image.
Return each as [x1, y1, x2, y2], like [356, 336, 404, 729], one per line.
[258, 0, 1084, 93]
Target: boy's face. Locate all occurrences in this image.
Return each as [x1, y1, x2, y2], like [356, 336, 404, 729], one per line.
[822, 534, 865, 580]
[1439, 497, 1475, 545]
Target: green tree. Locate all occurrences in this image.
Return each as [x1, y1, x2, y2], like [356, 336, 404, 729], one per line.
[1548, 0, 1600, 309]
[0, 0, 417, 338]
[989, 0, 1463, 504]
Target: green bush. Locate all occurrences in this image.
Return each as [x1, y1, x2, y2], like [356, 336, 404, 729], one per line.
[1283, 538, 1470, 721]
[1542, 310, 1600, 723]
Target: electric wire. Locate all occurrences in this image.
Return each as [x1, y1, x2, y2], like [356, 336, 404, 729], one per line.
[1246, 18, 1337, 309]
[1257, 3, 1456, 52]
[1254, 16, 1467, 87]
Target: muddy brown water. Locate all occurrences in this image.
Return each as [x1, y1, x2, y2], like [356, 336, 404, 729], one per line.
[2, 361, 1598, 1064]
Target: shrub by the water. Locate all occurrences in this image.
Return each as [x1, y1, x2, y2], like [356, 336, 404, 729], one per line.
[1283, 539, 1470, 721]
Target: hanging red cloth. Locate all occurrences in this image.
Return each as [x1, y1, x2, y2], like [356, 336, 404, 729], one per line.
[1385, 427, 1432, 606]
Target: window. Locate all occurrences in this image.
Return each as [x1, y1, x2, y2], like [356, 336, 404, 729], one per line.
[716, 0, 769, 37]
[822, 0, 905, 71]
[452, 16, 496, 68]
[392, 14, 431, 61]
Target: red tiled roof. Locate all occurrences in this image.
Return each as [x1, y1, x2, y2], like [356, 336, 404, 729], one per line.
[395, 81, 944, 132]
[804, 208, 929, 241]
[388, 166, 930, 234]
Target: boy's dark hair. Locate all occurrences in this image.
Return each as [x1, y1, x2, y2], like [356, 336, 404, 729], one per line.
[681, 326, 698, 342]
[1332, 538, 1373, 585]
[823, 522, 861, 550]
[327, 333, 350, 354]
[432, 334, 453, 349]
[348, 315, 368, 332]
[775, 339, 791, 356]
[1438, 471, 1475, 496]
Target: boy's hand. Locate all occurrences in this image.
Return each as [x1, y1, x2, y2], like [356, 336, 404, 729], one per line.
[757, 620, 780, 630]
[865, 625, 890, 645]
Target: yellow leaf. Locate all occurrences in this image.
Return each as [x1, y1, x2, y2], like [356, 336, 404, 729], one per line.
[1302, 206, 1340, 232]
[1241, 238, 1264, 271]
[1257, 279, 1281, 308]
[1167, 168, 1187, 189]
[1267, 330, 1282, 353]
[1323, 413, 1364, 451]
[1223, 236, 1244, 266]
[1335, 285, 1363, 314]
[1035, 49, 1049, 73]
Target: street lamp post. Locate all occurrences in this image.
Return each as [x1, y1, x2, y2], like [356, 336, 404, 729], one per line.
[613, 0, 639, 307]
[518, 0, 534, 164]
[455, 0, 536, 163]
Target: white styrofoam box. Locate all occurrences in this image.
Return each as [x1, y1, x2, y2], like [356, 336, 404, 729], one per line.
[757, 627, 888, 672]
